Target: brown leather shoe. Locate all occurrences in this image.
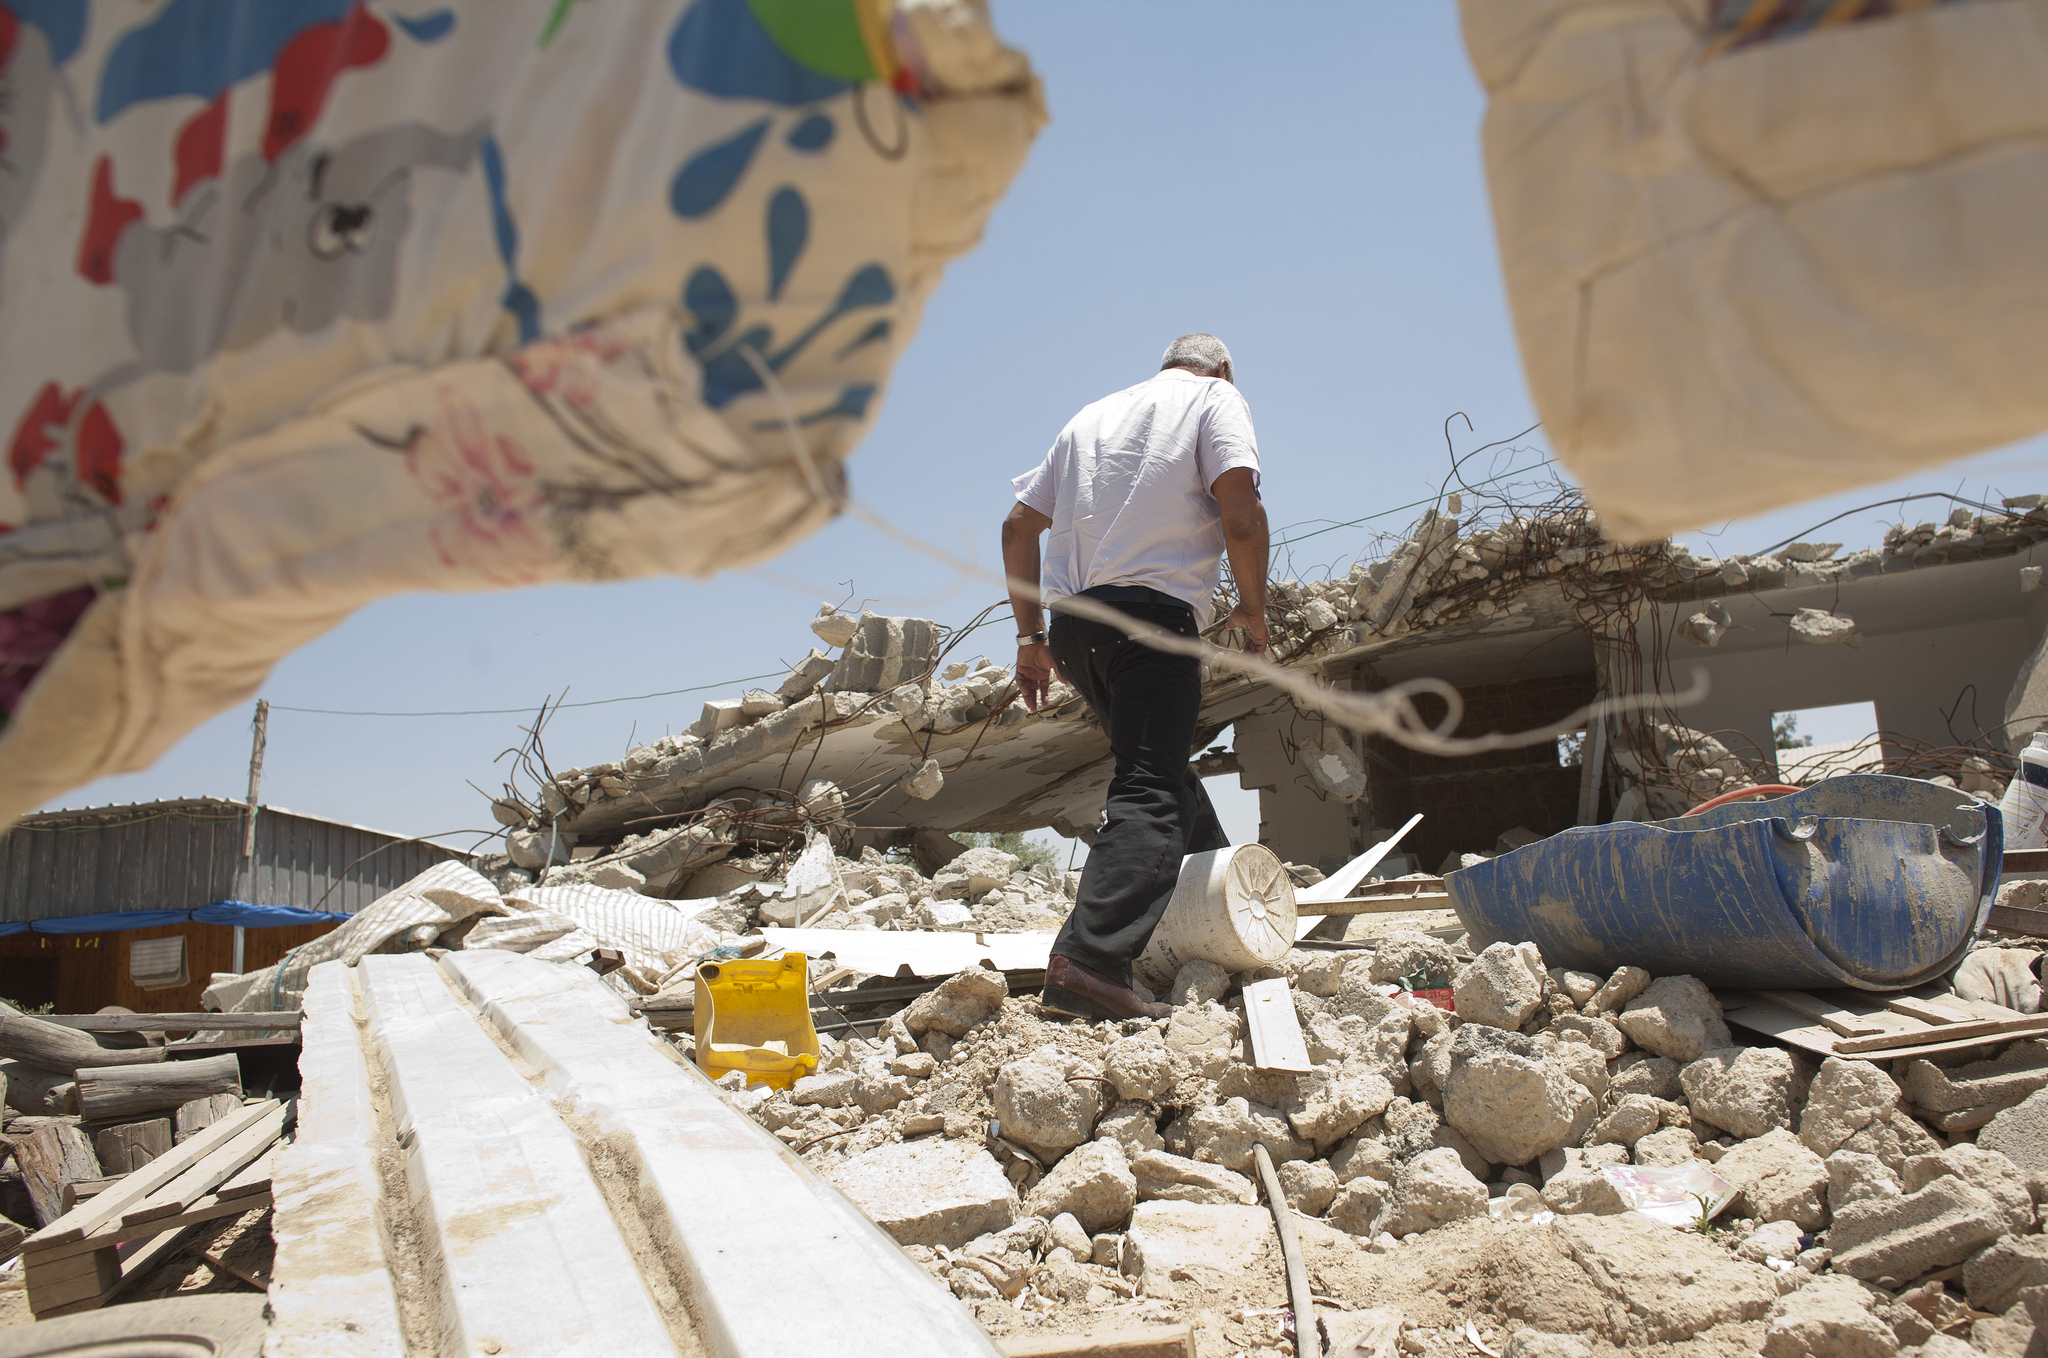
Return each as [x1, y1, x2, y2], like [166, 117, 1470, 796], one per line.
[1041, 954, 1171, 1022]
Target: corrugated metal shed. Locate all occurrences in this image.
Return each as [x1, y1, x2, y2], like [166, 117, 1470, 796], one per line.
[0, 798, 468, 924]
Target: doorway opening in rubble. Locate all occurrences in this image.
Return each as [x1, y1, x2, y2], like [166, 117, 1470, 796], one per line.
[1771, 700, 1882, 783]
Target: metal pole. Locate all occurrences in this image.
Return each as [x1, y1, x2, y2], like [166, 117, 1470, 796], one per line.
[237, 699, 269, 974]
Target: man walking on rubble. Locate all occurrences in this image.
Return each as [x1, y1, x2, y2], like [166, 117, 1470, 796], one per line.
[1002, 333, 1270, 1022]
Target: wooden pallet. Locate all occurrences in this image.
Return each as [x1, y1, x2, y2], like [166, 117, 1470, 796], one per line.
[20, 1099, 287, 1318]
[1720, 987, 2048, 1062]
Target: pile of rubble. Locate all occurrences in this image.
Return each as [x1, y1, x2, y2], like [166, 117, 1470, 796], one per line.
[702, 935, 2048, 1357]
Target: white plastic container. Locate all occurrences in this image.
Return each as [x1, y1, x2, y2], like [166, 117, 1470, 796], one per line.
[1134, 843, 1298, 992]
[2000, 732, 2048, 851]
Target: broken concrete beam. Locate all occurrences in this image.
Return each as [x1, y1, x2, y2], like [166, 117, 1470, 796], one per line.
[827, 1137, 1019, 1249]
[826, 614, 940, 694]
[1902, 1043, 2048, 1115]
[1828, 1174, 2009, 1282]
[777, 649, 839, 700]
[1980, 1087, 2048, 1173]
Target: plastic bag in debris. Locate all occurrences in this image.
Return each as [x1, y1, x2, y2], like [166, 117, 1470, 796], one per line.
[504, 883, 729, 993]
[1488, 1183, 1552, 1224]
[1601, 1162, 1736, 1228]
[203, 862, 504, 1014]
[1459, 0, 2048, 540]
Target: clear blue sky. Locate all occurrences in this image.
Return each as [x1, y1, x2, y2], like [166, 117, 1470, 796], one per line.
[55, 3, 2047, 852]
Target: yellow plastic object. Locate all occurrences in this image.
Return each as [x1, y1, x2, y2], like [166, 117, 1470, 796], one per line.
[694, 952, 819, 1090]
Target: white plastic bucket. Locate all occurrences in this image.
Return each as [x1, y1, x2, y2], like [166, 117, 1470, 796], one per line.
[1134, 843, 1298, 991]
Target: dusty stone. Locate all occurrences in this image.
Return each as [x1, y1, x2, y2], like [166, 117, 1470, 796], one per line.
[828, 1138, 1019, 1248]
[1409, 1029, 1456, 1097]
[1551, 1042, 1609, 1101]
[792, 1071, 858, 1108]
[1979, 1087, 2048, 1174]
[1171, 1097, 1316, 1173]
[1165, 1003, 1242, 1081]
[1902, 1044, 2048, 1115]
[1803, 1057, 1906, 1165]
[1443, 1047, 1596, 1167]
[1170, 960, 1231, 1007]
[994, 1045, 1105, 1161]
[1278, 1159, 1340, 1216]
[1634, 1127, 1701, 1167]
[1582, 966, 1651, 1016]
[1331, 969, 1402, 1025]
[1618, 976, 1731, 1062]
[1790, 607, 1858, 645]
[1327, 1178, 1387, 1236]
[1503, 1335, 1591, 1358]
[1104, 1032, 1178, 1103]
[1902, 1144, 2036, 1234]
[903, 966, 1009, 1037]
[1431, 1125, 1493, 1182]
[949, 846, 1019, 897]
[1329, 1135, 1397, 1186]
[1829, 1149, 1903, 1214]
[1046, 1212, 1092, 1257]
[889, 1051, 938, 1079]
[1379, 1147, 1488, 1236]
[1367, 931, 1458, 987]
[1715, 1129, 1830, 1229]
[1289, 1064, 1396, 1150]
[1130, 1149, 1257, 1206]
[1829, 1176, 2008, 1283]
[1454, 942, 1544, 1031]
[1541, 1144, 1630, 1183]
[1547, 1013, 1627, 1060]
[1025, 1139, 1135, 1235]
[1551, 970, 1604, 1007]
[1541, 1164, 1627, 1216]
[1609, 1052, 1683, 1102]
[1681, 1046, 1808, 1140]
[1126, 1200, 1276, 1277]
[1589, 1094, 1662, 1149]
[1736, 1219, 1806, 1263]
[1289, 951, 1353, 998]
[1097, 1103, 1165, 1158]
[1552, 1211, 1780, 1342]
[1760, 1274, 1900, 1358]
[1964, 1234, 2048, 1314]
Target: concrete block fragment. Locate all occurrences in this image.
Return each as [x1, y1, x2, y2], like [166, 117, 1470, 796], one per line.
[739, 689, 783, 717]
[1759, 1274, 1900, 1358]
[1633, 1127, 1701, 1167]
[828, 1138, 1019, 1249]
[1453, 942, 1543, 1031]
[994, 1045, 1104, 1161]
[1802, 1057, 1906, 1165]
[1164, 1003, 1242, 1081]
[1104, 1032, 1178, 1103]
[902, 966, 1008, 1037]
[810, 608, 859, 648]
[1609, 1052, 1683, 1101]
[1713, 1128, 1829, 1229]
[1327, 1178, 1386, 1236]
[1442, 1046, 1595, 1167]
[1504, 1334, 1590, 1358]
[1130, 1148, 1257, 1206]
[1552, 969, 1603, 1006]
[1736, 1219, 1805, 1264]
[1170, 959, 1231, 1007]
[1978, 1086, 2048, 1173]
[1828, 1176, 2007, 1283]
[1379, 1148, 1488, 1236]
[1366, 931, 1457, 987]
[1589, 1094, 1661, 1149]
[1617, 975, 1730, 1061]
[1828, 1149, 1902, 1214]
[1289, 1063, 1396, 1150]
[1583, 965, 1650, 1016]
[1681, 1046, 1807, 1139]
[1540, 1164, 1627, 1216]
[1552, 1212, 1779, 1342]
[1025, 1139, 1135, 1235]
[776, 648, 837, 700]
[1277, 1159, 1339, 1216]
[1097, 1104, 1166, 1159]
[1790, 607, 1858, 644]
[1548, 1013, 1627, 1059]
[824, 613, 941, 694]
[1901, 1143, 2036, 1234]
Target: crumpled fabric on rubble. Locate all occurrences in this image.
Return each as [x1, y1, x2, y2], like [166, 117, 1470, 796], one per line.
[203, 860, 504, 1014]
[1952, 947, 2045, 1014]
[1459, 0, 2048, 540]
[0, 0, 1041, 826]
[507, 883, 728, 992]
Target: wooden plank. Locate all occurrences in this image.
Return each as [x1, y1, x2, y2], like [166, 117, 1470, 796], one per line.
[0, 1014, 167, 1075]
[27, 1184, 274, 1266]
[1885, 996, 1979, 1026]
[1989, 903, 2048, 937]
[998, 1324, 1196, 1358]
[119, 1100, 289, 1227]
[94, 1118, 171, 1175]
[26, 1246, 119, 1312]
[1349, 876, 1447, 898]
[1316, 892, 1454, 917]
[42, 1013, 301, 1033]
[58, 1178, 115, 1213]
[2007, 849, 2048, 873]
[20, 1098, 277, 1250]
[74, 1053, 240, 1121]
[1240, 978, 1313, 1074]
[174, 1093, 244, 1145]
[1744, 991, 1885, 1037]
[1835, 1014, 2048, 1056]
[17, 1123, 101, 1226]
[2, 1060, 79, 1116]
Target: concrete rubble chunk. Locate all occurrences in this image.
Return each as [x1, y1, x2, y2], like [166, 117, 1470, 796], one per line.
[1633, 1126, 1701, 1167]
[1290, 951, 1353, 997]
[1617, 975, 1731, 1061]
[1609, 1052, 1683, 1102]
[825, 613, 941, 694]
[1964, 1234, 2048, 1314]
[1736, 1219, 1806, 1264]
[1289, 1063, 1396, 1150]
[949, 846, 1019, 896]
[1759, 1274, 1901, 1358]
[902, 966, 1008, 1037]
[776, 648, 838, 700]
[1790, 607, 1858, 644]
[1442, 1045, 1596, 1167]
[1551, 1041, 1609, 1101]
[1327, 1178, 1387, 1236]
[1130, 1148, 1257, 1206]
[1366, 931, 1457, 987]
[1330, 1135, 1397, 1186]
[810, 607, 859, 648]
[1589, 1094, 1662, 1149]
[1548, 1013, 1627, 1060]
[1379, 1147, 1488, 1236]
[1169, 1096, 1315, 1173]
[827, 1138, 1019, 1249]
[1277, 1159, 1340, 1216]
[1803, 1057, 1907, 1165]
[1024, 1138, 1136, 1235]
[1165, 1003, 1242, 1081]
[1503, 1335, 1591, 1358]
[1901, 1143, 2036, 1235]
[1170, 959, 1231, 1007]
[1097, 1103, 1165, 1159]
[1714, 1128, 1830, 1229]
[1583, 965, 1651, 1016]
[1104, 1031, 1179, 1103]
[994, 1045, 1105, 1162]
[1540, 1163, 1627, 1216]
[1453, 941, 1544, 1031]
[1551, 969, 1604, 1007]
[1978, 1087, 2048, 1174]
[1552, 1211, 1780, 1342]
[1829, 1174, 2008, 1283]
[1045, 1212, 1091, 1258]
[1829, 1149, 1903, 1214]
[899, 758, 944, 801]
[1681, 1046, 1808, 1140]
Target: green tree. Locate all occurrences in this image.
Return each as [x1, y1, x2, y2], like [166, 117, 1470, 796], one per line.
[952, 830, 1060, 874]
[1773, 713, 1813, 750]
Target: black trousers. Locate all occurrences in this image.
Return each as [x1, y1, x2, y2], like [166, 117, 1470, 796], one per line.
[1048, 593, 1229, 986]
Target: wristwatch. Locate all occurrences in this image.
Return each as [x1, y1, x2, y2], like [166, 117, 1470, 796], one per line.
[1016, 631, 1047, 646]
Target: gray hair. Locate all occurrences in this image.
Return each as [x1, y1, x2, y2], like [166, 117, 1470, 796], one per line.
[1159, 333, 1233, 377]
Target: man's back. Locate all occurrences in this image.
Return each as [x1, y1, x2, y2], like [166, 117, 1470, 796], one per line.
[1013, 367, 1259, 626]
